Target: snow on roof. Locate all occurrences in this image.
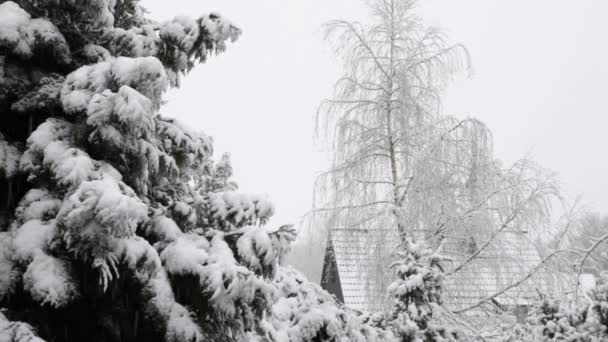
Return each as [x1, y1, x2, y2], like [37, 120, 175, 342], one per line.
[441, 231, 551, 310]
[579, 273, 596, 294]
[324, 227, 555, 313]
[326, 227, 399, 312]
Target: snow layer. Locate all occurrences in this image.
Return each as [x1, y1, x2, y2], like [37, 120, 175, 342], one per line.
[207, 192, 275, 229]
[12, 219, 55, 262]
[199, 13, 241, 44]
[8, 217, 79, 308]
[144, 216, 182, 245]
[0, 312, 45, 342]
[43, 142, 97, 186]
[0, 133, 20, 178]
[23, 253, 79, 308]
[62, 57, 167, 114]
[115, 236, 162, 280]
[20, 118, 74, 180]
[146, 270, 203, 342]
[0, 233, 19, 301]
[155, 116, 213, 169]
[237, 226, 276, 275]
[261, 267, 391, 342]
[59, 177, 148, 239]
[15, 189, 62, 223]
[160, 234, 209, 276]
[104, 12, 241, 85]
[88, 86, 155, 132]
[0, 1, 71, 64]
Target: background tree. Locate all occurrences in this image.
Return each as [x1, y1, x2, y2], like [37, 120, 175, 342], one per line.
[314, 0, 470, 242]
[564, 212, 608, 276]
[304, 0, 563, 324]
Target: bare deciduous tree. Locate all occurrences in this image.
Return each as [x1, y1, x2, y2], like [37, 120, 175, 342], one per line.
[307, 0, 566, 316]
[314, 0, 470, 240]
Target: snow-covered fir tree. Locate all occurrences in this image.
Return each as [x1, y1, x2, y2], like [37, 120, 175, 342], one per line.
[386, 239, 458, 342]
[0, 1, 398, 342]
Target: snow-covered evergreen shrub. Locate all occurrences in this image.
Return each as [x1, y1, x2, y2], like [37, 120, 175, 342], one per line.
[584, 276, 608, 338]
[386, 238, 459, 342]
[249, 267, 392, 342]
[528, 278, 608, 342]
[528, 297, 591, 341]
[498, 323, 535, 342]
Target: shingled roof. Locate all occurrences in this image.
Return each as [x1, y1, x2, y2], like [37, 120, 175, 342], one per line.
[321, 227, 564, 314]
[321, 227, 399, 312]
[441, 230, 552, 311]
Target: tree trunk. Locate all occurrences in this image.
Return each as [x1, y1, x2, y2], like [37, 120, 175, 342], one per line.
[385, 0, 407, 243]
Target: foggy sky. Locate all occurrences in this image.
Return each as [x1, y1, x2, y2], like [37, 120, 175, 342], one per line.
[144, 0, 608, 227]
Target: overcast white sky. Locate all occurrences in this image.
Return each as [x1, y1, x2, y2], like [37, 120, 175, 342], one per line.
[145, 0, 608, 227]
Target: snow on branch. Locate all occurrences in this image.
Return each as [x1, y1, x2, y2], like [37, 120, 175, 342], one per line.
[0, 133, 20, 178]
[106, 12, 241, 86]
[61, 56, 168, 113]
[0, 312, 46, 342]
[0, 1, 72, 65]
[452, 245, 578, 314]
[204, 192, 274, 230]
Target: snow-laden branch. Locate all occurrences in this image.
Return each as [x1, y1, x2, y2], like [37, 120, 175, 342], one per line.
[452, 248, 574, 314]
[575, 233, 608, 299]
[446, 207, 521, 277]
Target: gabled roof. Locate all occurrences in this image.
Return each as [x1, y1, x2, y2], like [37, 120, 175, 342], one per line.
[322, 226, 559, 313]
[323, 227, 399, 312]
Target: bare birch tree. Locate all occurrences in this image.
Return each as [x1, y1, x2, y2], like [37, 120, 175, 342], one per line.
[314, 0, 470, 241]
[310, 0, 565, 315]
